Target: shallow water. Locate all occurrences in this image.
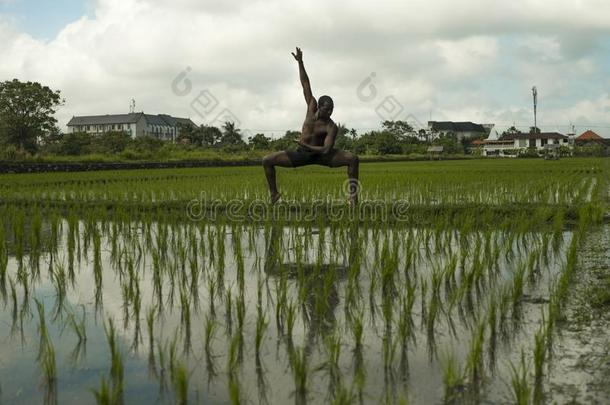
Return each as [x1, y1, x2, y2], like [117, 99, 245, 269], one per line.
[0, 217, 572, 404]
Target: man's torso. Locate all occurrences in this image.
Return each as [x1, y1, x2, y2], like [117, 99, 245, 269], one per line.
[300, 109, 333, 148]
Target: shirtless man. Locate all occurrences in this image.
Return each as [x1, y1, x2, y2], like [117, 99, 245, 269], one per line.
[262, 47, 359, 204]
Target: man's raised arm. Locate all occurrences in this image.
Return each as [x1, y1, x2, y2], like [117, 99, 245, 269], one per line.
[291, 47, 314, 105]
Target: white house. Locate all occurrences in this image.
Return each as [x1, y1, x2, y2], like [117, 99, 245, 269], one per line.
[67, 113, 197, 141]
[482, 132, 570, 157]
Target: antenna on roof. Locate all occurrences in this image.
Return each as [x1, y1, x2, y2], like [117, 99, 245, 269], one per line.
[532, 86, 538, 132]
[130, 99, 136, 114]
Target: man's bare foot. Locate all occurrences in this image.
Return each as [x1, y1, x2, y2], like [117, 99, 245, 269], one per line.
[270, 192, 281, 204]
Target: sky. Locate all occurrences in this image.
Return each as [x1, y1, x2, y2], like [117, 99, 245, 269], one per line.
[1, 0, 610, 138]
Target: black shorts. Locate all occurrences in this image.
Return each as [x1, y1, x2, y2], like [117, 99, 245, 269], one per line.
[286, 147, 340, 167]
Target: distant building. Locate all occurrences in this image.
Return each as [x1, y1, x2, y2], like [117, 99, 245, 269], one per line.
[67, 113, 197, 141]
[575, 130, 609, 146]
[481, 132, 570, 157]
[427, 145, 444, 160]
[575, 130, 610, 155]
[428, 121, 493, 141]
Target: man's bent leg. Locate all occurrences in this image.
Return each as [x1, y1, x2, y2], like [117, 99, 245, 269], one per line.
[323, 150, 360, 204]
[262, 151, 298, 203]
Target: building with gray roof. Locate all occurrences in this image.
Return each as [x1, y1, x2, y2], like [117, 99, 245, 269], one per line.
[67, 112, 197, 141]
[427, 121, 494, 141]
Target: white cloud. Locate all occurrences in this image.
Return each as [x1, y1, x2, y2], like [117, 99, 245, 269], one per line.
[434, 36, 499, 76]
[1, 0, 610, 137]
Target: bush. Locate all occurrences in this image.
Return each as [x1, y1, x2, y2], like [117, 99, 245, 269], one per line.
[60, 132, 92, 155]
[0, 144, 21, 160]
[92, 131, 131, 154]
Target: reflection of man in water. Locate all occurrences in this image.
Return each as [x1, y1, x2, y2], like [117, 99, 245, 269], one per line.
[262, 47, 360, 205]
[263, 224, 359, 345]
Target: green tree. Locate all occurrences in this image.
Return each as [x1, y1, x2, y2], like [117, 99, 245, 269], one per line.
[201, 125, 221, 147]
[381, 120, 414, 140]
[248, 133, 271, 150]
[0, 79, 63, 153]
[177, 123, 203, 146]
[502, 125, 520, 136]
[271, 130, 300, 151]
[219, 122, 245, 147]
[529, 126, 541, 134]
[433, 133, 464, 154]
[334, 123, 353, 150]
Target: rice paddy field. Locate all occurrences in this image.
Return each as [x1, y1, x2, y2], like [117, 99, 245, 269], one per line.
[0, 158, 608, 404]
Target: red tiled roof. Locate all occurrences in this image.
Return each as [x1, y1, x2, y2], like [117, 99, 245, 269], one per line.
[576, 130, 603, 141]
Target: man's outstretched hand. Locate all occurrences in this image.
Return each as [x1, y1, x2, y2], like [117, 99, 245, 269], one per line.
[291, 47, 303, 62]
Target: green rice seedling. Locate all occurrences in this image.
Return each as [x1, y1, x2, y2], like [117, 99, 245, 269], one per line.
[288, 345, 309, 402]
[486, 295, 498, 369]
[69, 304, 87, 345]
[168, 332, 179, 383]
[532, 320, 547, 403]
[179, 284, 191, 354]
[146, 306, 157, 377]
[511, 263, 526, 319]
[229, 372, 241, 405]
[228, 330, 243, 376]
[525, 248, 540, 284]
[35, 299, 57, 403]
[156, 341, 169, 394]
[320, 332, 342, 391]
[91, 375, 113, 405]
[255, 351, 269, 405]
[172, 361, 189, 405]
[235, 294, 245, 333]
[207, 275, 217, 317]
[203, 314, 217, 358]
[225, 288, 233, 336]
[216, 225, 226, 285]
[441, 350, 464, 403]
[507, 350, 531, 405]
[330, 383, 356, 405]
[465, 320, 486, 391]
[497, 285, 512, 341]
[382, 325, 398, 371]
[419, 277, 428, 329]
[0, 224, 7, 302]
[255, 303, 268, 358]
[349, 308, 364, 352]
[104, 317, 124, 403]
[397, 277, 417, 349]
[9, 276, 18, 333]
[285, 299, 297, 342]
[51, 262, 67, 319]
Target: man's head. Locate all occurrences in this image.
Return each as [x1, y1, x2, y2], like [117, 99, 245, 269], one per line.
[317, 95, 334, 119]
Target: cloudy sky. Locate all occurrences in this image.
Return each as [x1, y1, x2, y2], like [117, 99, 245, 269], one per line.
[1, 0, 610, 138]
